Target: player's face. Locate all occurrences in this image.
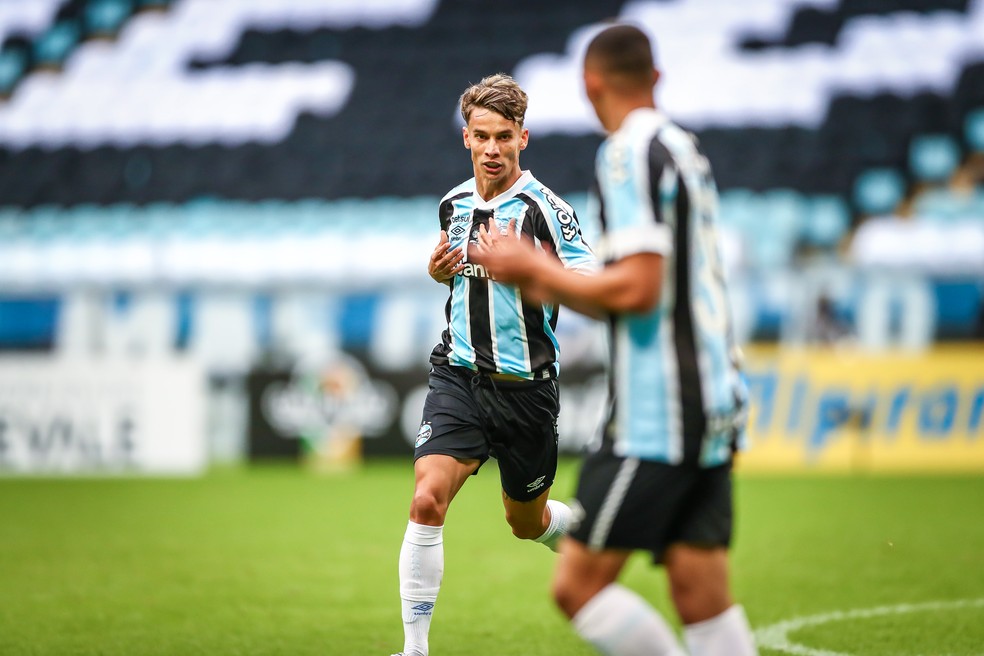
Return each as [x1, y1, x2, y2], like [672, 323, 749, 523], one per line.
[463, 108, 528, 200]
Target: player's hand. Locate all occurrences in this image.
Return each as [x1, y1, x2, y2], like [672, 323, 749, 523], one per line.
[428, 230, 465, 284]
[474, 220, 555, 305]
[473, 219, 538, 284]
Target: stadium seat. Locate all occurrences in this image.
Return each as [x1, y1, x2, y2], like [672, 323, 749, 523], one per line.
[0, 49, 27, 95]
[909, 133, 962, 183]
[84, 0, 133, 39]
[965, 108, 984, 152]
[32, 20, 81, 69]
[912, 188, 977, 223]
[804, 195, 851, 248]
[853, 168, 906, 215]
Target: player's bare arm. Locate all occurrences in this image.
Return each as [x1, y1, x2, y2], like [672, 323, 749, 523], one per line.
[475, 219, 662, 317]
[428, 229, 465, 284]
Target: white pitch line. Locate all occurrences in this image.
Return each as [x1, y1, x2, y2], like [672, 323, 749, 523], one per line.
[754, 598, 984, 656]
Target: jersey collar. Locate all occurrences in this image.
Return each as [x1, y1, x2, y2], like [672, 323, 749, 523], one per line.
[615, 107, 669, 137]
[472, 170, 534, 211]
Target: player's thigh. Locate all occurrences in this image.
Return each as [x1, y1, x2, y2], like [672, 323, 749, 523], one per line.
[412, 453, 481, 513]
[499, 485, 549, 537]
[552, 538, 631, 618]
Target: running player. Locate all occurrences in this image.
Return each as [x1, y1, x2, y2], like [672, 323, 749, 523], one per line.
[392, 73, 597, 656]
[473, 26, 757, 656]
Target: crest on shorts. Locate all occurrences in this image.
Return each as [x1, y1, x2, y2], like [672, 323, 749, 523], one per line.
[415, 422, 433, 448]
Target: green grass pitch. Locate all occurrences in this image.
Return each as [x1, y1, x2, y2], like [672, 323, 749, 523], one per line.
[1, 459, 982, 655]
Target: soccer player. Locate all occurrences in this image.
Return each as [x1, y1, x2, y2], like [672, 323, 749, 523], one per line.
[392, 73, 597, 656]
[473, 25, 758, 656]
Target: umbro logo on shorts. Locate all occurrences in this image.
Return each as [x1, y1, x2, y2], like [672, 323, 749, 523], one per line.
[526, 475, 546, 493]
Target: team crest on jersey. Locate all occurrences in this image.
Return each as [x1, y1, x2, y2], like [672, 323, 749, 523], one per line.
[415, 422, 433, 448]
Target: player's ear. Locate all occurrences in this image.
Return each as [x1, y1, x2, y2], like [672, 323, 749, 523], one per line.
[462, 126, 470, 149]
[583, 67, 603, 104]
[519, 128, 528, 150]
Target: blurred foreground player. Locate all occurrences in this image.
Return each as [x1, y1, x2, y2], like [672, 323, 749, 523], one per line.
[473, 26, 757, 656]
[391, 73, 597, 656]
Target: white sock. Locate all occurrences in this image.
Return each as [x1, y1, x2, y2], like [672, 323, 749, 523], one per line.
[572, 584, 686, 656]
[399, 521, 443, 656]
[534, 499, 572, 552]
[684, 605, 757, 656]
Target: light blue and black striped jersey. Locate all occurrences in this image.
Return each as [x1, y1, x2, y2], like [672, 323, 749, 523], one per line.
[592, 108, 747, 468]
[430, 171, 597, 379]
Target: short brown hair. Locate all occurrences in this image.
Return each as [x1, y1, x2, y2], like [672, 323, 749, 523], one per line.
[585, 24, 656, 89]
[459, 73, 529, 127]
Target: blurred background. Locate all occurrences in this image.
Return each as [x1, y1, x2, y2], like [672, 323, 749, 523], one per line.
[0, 0, 982, 476]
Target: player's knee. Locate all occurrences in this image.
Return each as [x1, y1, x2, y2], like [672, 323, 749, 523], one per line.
[669, 575, 731, 624]
[667, 548, 732, 623]
[504, 508, 545, 540]
[409, 489, 448, 526]
[551, 577, 584, 619]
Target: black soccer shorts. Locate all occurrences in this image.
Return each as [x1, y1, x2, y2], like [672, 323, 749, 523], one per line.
[568, 446, 733, 563]
[413, 363, 560, 503]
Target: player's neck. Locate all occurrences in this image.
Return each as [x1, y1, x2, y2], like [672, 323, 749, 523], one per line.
[604, 97, 656, 133]
[475, 171, 522, 202]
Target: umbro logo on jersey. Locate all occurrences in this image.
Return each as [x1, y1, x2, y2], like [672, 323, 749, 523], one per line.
[526, 475, 546, 492]
[449, 224, 467, 237]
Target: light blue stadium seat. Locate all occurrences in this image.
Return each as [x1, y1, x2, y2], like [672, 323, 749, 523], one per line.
[913, 189, 960, 223]
[33, 21, 81, 68]
[762, 188, 808, 241]
[853, 168, 905, 216]
[804, 195, 851, 248]
[717, 188, 761, 237]
[748, 229, 795, 269]
[23, 206, 62, 242]
[908, 134, 961, 184]
[0, 209, 25, 240]
[974, 189, 984, 220]
[85, 0, 132, 38]
[142, 202, 179, 237]
[0, 50, 26, 95]
[965, 108, 984, 153]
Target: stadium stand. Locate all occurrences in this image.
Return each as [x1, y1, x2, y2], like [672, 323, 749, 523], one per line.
[0, 0, 982, 361]
[0, 0, 980, 204]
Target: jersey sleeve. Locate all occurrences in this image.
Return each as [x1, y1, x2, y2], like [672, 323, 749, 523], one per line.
[529, 188, 599, 273]
[438, 197, 454, 232]
[595, 134, 675, 263]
